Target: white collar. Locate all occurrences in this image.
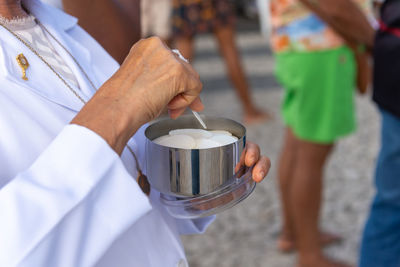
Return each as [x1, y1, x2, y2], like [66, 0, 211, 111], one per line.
[23, 0, 78, 31]
[0, 0, 97, 112]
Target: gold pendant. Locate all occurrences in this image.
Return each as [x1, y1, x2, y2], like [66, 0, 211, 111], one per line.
[137, 171, 151, 196]
[16, 54, 29, 81]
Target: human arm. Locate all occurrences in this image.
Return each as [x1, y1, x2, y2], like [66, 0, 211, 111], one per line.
[0, 36, 201, 266]
[71, 37, 204, 155]
[0, 124, 152, 267]
[299, 0, 375, 49]
[72, 36, 270, 177]
[0, 35, 201, 266]
[74, 36, 270, 236]
[62, 0, 141, 64]
[0, 34, 270, 266]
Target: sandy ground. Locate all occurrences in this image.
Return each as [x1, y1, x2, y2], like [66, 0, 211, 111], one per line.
[181, 25, 380, 267]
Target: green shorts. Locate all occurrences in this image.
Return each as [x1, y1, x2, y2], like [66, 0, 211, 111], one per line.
[275, 46, 356, 144]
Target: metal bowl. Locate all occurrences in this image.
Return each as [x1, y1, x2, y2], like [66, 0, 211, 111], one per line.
[160, 165, 256, 219]
[145, 115, 256, 218]
[145, 115, 246, 197]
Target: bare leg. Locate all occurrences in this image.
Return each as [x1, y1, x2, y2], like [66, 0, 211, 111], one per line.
[277, 128, 298, 249]
[174, 36, 195, 62]
[213, 25, 270, 124]
[293, 139, 332, 263]
[277, 129, 342, 253]
[289, 139, 351, 267]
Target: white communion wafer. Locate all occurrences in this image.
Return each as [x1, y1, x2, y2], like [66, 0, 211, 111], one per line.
[196, 138, 221, 149]
[169, 129, 212, 139]
[210, 134, 238, 146]
[210, 130, 232, 136]
[152, 135, 169, 144]
[153, 129, 237, 149]
[153, 134, 196, 149]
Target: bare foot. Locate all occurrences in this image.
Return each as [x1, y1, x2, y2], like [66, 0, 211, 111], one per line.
[277, 232, 341, 253]
[298, 255, 353, 267]
[243, 108, 272, 125]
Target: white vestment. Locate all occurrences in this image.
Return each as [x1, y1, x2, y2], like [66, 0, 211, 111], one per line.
[0, 1, 213, 266]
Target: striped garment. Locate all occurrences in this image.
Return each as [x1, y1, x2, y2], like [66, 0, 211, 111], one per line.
[1, 15, 80, 89]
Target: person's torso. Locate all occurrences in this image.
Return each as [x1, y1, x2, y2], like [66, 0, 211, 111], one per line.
[0, 1, 188, 266]
[373, 0, 400, 118]
[270, 0, 372, 53]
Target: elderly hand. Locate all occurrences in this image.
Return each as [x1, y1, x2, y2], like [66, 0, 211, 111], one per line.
[116, 37, 204, 121]
[235, 142, 271, 183]
[72, 37, 203, 154]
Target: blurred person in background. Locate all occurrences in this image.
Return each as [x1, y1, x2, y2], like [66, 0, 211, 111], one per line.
[141, 0, 173, 43]
[269, 0, 374, 266]
[360, 1, 400, 266]
[43, 0, 142, 64]
[172, 0, 270, 124]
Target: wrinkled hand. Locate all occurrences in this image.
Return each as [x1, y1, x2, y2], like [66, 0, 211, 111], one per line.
[72, 37, 203, 154]
[115, 36, 203, 121]
[235, 142, 271, 183]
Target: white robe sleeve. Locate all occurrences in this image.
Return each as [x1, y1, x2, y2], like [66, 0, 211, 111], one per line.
[0, 124, 152, 267]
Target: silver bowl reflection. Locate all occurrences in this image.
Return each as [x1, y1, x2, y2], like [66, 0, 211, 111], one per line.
[145, 115, 246, 197]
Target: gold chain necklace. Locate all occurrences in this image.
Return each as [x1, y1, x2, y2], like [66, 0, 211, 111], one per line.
[0, 17, 150, 195]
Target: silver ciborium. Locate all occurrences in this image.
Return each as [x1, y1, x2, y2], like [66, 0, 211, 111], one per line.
[145, 115, 256, 218]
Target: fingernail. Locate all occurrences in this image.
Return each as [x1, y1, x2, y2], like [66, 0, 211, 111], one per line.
[259, 171, 266, 179]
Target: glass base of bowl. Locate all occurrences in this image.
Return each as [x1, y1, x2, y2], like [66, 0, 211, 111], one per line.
[160, 166, 256, 219]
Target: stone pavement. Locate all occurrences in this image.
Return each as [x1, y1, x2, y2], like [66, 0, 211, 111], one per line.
[181, 25, 381, 267]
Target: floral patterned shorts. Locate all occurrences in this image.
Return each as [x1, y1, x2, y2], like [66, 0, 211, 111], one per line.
[172, 0, 235, 37]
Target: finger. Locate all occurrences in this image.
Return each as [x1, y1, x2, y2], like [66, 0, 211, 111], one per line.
[252, 156, 271, 183]
[168, 107, 186, 119]
[235, 147, 247, 173]
[189, 97, 204, 112]
[167, 79, 203, 110]
[168, 97, 203, 119]
[168, 94, 190, 110]
[244, 142, 260, 167]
